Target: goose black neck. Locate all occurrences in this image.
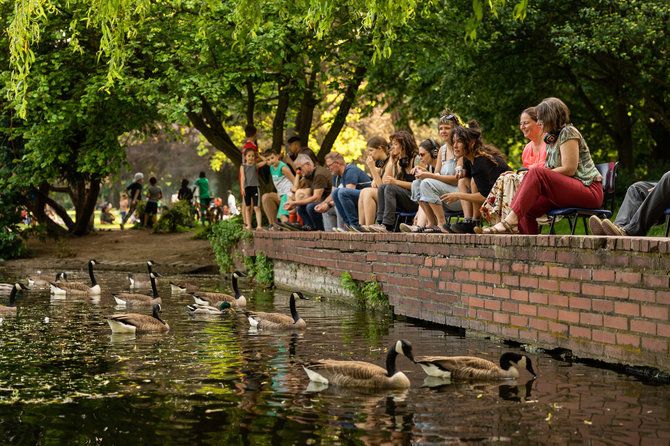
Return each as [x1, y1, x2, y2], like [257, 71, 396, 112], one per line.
[150, 275, 159, 298]
[233, 275, 241, 299]
[385, 348, 398, 377]
[147, 262, 153, 274]
[8, 287, 17, 307]
[88, 262, 97, 286]
[152, 306, 166, 325]
[289, 294, 300, 324]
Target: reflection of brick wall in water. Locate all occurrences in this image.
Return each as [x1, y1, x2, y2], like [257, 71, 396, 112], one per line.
[242, 232, 670, 373]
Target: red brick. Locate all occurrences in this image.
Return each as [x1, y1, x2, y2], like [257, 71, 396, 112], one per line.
[539, 279, 559, 292]
[493, 312, 510, 324]
[604, 315, 628, 330]
[519, 304, 537, 316]
[616, 333, 640, 347]
[502, 301, 518, 313]
[511, 290, 529, 302]
[510, 315, 528, 327]
[559, 280, 581, 294]
[529, 265, 548, 276]
[549, 266, 570, 279]
[628, 288, 655, 303]
[583, 283, 607, 297]
[592, 299, 614, 313]
[569, 269, 592, 281]
[615, 271, 642, 285]
[502, 326, 519, 338]
[593, 270, 616, 282]
[469, 271, 485, 282]
[604, 285, 629, 299]
[548, 321, 568, 335]
[548, 294, 569, 308]
[484, 299, 501, 311]
[656, 291, 670, 305]
[592, 329, 616, 344]
[614, 301, 640, 317]
[503, 275, 519, 287]
[454, 271, 469, 281]
[641, 338, 668, 353]
[558, 309, 579, 323]
[538, 332, 561, 344]
[477, 310, 493, 321]
[641, 305, 668, 321]
[570, 326, 591, 340]
[529, 318, 548, 331]
[469, 296, 484, 308]
[630, 319, 656, 335]
[528, 292, 548, 305]
[570, 296, 591, 310]
[644, 274, 669, 288]
[538, 307, 557, 319]
[484, 272, 501, 285]
[580, 313, 603, 326]
[462, 283, 477, 294]
[494, 287, 511, 299]
[520, 276, 539, 289]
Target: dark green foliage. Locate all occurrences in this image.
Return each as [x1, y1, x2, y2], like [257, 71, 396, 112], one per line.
[208, 215, 252, 273]
[154, 201, 197, 233]
[340, 272, 389, 310]
[0, 192, 25, 261]
[245, 252, 274, 288]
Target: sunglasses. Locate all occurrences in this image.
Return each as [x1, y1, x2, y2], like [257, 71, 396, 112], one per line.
[441, 114, 456, 121]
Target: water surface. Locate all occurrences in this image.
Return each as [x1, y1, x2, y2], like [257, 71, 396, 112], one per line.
[0, 270, 668, 445]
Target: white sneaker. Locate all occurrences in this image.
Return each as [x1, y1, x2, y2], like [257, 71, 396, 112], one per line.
[367, 224, 388, 233]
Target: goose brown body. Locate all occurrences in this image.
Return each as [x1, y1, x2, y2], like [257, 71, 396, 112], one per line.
[0, 283, 29, 315]
[246, 291, 307, 330]
[114, 272, 162, 306]
[192, 271, 248, 308]
[50, 260, 100, 295]
[302, 339, 415, 390]
[106, 303, 169, 334]
[415, 353, 536, 380]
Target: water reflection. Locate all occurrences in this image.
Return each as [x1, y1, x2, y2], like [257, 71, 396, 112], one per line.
[0, 269, 667, 444]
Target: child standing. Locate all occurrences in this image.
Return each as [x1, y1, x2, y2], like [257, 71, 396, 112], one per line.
[240, 149, 266, 230]
[144, 176, 163, 229]
[265, 149, 295, 223]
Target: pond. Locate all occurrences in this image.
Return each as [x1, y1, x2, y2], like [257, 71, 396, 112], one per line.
[0, 269, 668, 444]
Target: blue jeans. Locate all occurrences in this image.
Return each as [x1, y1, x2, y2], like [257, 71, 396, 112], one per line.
[332, 188, 361, 226]
[297, 202, 324, 231]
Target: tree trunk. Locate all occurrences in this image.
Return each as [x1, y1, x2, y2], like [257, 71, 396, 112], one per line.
[246, 81, 255, 127]
[317, 64, 368, 164]
[295, 69, 318, 146]
[71, 176, 101, 236]
[187, 96, 241, 168]
[272, 80, 290, 153]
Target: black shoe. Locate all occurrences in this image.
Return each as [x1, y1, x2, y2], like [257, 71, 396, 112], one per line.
[441, 223, 453, 233]
[301, 225, 315, 231]
[449, 221, 476, 234]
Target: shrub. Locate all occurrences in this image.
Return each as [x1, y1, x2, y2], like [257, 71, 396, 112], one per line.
[244, 252, 274, 287]
[208, 215, 251, 273]
[340, 272, 389, 310]
[154, 200, 197, 233]
[0, 192, 26, 261]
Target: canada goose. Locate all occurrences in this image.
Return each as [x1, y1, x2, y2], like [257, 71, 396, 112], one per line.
[50, 259, 101, 296]
[187, 301, 232, 315]
[127, 260, 159, 289]
[246, 291, 308, 330]
[192, 271, 248, 308]
[414, 352, 537, 380]
[25, 272, 66, 289]
[170, 280, 198, 293]
[302, 339, 415, 389]
[106, 303, 169, 334]
[113, 272, 162, 306]
[0, 283, 29, 315]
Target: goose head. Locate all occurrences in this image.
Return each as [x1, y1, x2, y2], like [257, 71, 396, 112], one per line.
[394, 339, 415, 363]
[14, 282, 30, 292]
[89, 259, 100, 266]
[55, 272, 67, 281]
[291, 291, 309, 301]
[147, 260, 158, 267]
[232, 270, 248, 279]
[500, 352, 536, 377]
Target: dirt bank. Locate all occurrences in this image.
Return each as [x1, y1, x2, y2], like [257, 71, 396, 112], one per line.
[0, 228, 219, 275]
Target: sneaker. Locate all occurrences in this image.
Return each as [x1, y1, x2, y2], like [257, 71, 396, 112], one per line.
[602, 219, 627, 236]
[367, 223, 388, 233]
[449, 221, 476, 234]
[345, 224, 363, 232]
[331, 227, 345, 232]
[280, 222, 302, 231]
[588, 215, 606, 236]
[399, 223, 414, 233]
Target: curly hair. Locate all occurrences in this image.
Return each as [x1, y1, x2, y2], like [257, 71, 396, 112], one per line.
[451, 121, 506, 165]
[389, 130, 418, 160]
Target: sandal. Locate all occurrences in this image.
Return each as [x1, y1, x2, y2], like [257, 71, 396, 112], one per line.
[481, 220, 519, 234]
[423, 226, 444, 233]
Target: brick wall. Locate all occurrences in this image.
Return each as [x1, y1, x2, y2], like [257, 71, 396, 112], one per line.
[242, 232, 670, 373]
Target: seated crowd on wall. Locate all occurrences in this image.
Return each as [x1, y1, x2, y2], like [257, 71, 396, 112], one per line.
[241, 97, 668, 238]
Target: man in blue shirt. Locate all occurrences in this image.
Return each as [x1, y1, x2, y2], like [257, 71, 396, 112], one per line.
[314, 152, 371, 231]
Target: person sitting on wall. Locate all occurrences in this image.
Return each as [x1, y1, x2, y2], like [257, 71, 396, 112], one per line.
[363, 130, 419, 232]
[441, 121, 512, 233]
[358, 136, 394, 229]
[590, 171, 670, 236]
[326, 151, 372, 232]
[282, 154, 333, 231]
